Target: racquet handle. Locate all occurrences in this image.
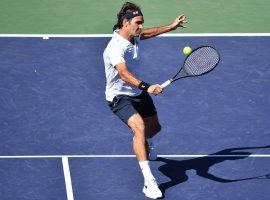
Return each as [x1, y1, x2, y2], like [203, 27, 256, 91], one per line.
[161, 80, 172, 88]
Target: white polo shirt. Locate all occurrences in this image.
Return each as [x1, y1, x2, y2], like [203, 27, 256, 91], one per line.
[103, 31, 142, 102]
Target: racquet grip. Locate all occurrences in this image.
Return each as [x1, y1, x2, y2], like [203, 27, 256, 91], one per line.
[161, 80, 172, 88]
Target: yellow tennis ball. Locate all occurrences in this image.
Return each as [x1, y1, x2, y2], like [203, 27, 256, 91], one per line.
[183, 46, 192, 55]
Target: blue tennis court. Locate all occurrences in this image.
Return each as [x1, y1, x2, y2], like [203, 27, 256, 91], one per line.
[0, 35, 269, 199]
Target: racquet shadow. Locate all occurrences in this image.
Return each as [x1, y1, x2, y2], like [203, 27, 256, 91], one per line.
[157, 145, 270, 198]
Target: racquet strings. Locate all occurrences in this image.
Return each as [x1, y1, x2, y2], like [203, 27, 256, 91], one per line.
[184, 46, 219, 76]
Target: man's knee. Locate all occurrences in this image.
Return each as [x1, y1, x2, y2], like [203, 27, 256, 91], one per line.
[146, 123, 161, 139]
[151, 120, 162, 133]
[128, 114, 146, 136]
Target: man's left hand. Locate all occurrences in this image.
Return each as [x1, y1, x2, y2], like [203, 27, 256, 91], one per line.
[170, 15, 187, 30]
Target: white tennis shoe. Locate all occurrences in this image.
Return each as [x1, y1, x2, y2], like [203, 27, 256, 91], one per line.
[143, 179, 162, 199]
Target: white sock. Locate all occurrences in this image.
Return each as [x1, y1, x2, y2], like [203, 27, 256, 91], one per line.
[139, 161, 155, 182]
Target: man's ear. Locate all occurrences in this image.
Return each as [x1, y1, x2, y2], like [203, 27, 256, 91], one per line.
[122, 19, 129, 27]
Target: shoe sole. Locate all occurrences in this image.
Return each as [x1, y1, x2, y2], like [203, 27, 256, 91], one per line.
[143, 188, 162, 199]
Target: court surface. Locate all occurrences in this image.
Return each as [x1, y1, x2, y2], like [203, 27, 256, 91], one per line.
[0, 35, 270, 199]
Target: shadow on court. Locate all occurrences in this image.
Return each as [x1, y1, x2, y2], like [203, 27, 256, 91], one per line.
[157, 145, 270, 198]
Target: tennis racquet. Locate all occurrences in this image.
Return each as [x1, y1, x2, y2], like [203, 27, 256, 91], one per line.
[161, 46, 220, 88]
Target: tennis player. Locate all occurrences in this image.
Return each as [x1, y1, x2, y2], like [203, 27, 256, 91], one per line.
[103, 2, 186, 199]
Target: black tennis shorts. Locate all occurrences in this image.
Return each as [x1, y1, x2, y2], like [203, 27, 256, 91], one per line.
[107, 92, 157, 125]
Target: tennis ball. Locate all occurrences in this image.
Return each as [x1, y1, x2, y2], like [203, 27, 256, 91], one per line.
[183, 46, 192, 55]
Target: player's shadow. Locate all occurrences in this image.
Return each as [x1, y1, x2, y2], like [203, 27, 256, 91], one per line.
[157, 145, 270, 198]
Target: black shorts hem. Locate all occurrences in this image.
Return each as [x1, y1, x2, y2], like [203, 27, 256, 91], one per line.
[107, 92, 157, 125]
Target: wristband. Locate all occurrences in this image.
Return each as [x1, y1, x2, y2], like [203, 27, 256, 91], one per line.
[138, 81, 150, 92]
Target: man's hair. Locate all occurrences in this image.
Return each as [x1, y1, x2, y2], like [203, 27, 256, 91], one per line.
[113, 2, 142, 31]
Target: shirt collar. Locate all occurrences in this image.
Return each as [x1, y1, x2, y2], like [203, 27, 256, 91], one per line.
[113, 31, 134, 48]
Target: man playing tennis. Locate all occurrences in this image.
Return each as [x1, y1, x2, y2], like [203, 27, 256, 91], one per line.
[103, 2, 186, 199]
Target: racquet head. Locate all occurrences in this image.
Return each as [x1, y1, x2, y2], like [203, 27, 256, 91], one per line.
[183, 46, 220, 76]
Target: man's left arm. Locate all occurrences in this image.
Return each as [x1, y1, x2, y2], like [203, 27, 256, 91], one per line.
[140, 15, 187, 40]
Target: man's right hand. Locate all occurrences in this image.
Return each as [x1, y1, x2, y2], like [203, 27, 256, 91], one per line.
[147, 84, 163, 95]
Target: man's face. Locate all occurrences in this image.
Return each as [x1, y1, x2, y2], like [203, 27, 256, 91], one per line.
[127, 16, 144, 36]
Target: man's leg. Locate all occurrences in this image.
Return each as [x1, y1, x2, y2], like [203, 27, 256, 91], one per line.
[128, 113, 162, 199]
[128, 113, 148, 162]
[128, 113, 162, 160]
[143, 115, 161, 139]
[143, 115, 161, 160]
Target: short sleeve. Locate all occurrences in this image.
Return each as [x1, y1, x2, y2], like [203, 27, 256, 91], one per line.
[108, 45, 125, 67]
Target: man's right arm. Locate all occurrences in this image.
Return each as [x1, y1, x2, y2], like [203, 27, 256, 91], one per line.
[116, 62, 163, 95]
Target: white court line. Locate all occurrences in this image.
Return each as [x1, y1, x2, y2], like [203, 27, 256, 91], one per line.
[1, 153, 269, 200]
[62, 156, 74, 200]
[0, 33, 270, 38]
[0, 154, 270, 158]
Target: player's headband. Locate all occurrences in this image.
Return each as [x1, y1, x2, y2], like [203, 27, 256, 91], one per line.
[121, 10, 143, 21]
